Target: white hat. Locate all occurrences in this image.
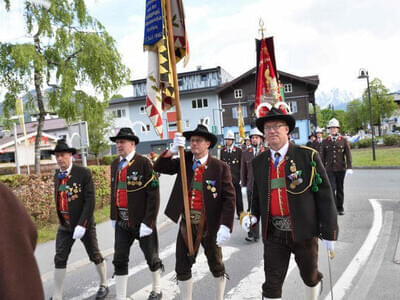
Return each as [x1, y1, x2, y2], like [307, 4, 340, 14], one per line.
[249, 127, 264, 138]
[315, 127, 323, 133]
[327, 118, 340, 128]
[224, 130, 235, 140]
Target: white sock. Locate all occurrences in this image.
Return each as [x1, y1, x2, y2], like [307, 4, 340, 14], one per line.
[178, 278, 193, 300]
[215, 276, 226, 300]
[95, 261, 107, 287]
[151, 269, 161, 293]
[53, 268, 66, 300]
[115, 275, 128, 300]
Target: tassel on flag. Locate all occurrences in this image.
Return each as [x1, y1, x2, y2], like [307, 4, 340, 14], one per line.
[144, 0, 188, 138]
[255, 37, 282, 114]
[238, 104, 245, 142]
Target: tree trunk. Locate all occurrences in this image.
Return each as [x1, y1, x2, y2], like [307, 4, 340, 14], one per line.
[34, 35, 45, 174]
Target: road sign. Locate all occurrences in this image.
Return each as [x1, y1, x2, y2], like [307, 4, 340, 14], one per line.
[68, 121, 89, 149]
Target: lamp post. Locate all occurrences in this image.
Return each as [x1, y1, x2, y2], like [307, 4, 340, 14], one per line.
[358, 68, 376, 161]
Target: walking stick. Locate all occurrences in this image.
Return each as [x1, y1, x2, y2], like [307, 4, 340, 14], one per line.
[327, 249, 334, 300]
[165, 0, 194, 257]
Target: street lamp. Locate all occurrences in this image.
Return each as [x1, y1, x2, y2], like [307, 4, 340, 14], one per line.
[358, 68, 376, 161]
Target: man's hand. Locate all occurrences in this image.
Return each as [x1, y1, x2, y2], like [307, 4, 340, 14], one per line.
[139, 223, 153, 238]
[346, 169, 353, 176]
[241, 215, 257, 232]
[72, 225, 86, 239]
[216, 225, 231, 246]
[170, 132, 186, 154]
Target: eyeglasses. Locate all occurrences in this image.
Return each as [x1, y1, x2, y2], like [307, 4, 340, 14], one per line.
[190, 138, 206, 144]
[264, 124, 287, 132]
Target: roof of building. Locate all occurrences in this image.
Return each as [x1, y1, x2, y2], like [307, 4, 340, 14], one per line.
[15, 118, 67, 135]
[0, 131, 58, 149]
[217, 67, 319, 93]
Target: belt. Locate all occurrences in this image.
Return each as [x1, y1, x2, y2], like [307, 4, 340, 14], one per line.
[270, 216, 292, 231]
[183, 210, 202, 225]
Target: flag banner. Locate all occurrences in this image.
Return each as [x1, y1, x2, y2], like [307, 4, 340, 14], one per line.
[15, 98, 28, 146]
[238, 104, 245, 142]
[144, 0, 163, 46]
[171, 0, 189, 66]
[144, 0, 188, 138]
[255, 37, 282, 113]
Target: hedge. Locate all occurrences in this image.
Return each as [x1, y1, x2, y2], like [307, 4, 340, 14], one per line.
[0, 165, 110, 227]
[356, 138, 372, 148]
[383, 134, 400, 146]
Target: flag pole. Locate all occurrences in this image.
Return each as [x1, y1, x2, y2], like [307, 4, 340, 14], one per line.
[165, 0, 194, 256]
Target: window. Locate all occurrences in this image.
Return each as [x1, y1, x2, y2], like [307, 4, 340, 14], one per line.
[232, 106, 248, 119]
[192, 98, 208, 109]
[289, 101, 298, 113]
[178, 79, 183, 86]
[40, 150, 53, 160]
[140, 106, 146, 114]
[113, 109, 126, 118]
[201, 74, 207, 81]
[141, 124, 151, 132]
[291, 127, 299, 140]
[146, 125, 150, 131]
[284, 83, 293, 93]
[168, 122, 177, 131]
[185, 120, 190, 128]
[234, 89, 243, 99]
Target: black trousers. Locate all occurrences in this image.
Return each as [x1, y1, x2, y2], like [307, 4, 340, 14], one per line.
[113, 223, 163, 275]
[262, 226, 322, 298]
[247, 189, 260, 239]
[175, 222, 225, 281]
[233, 181, 243, 217]
[54, 222, 103, 269]
[327, 171, 346, 212]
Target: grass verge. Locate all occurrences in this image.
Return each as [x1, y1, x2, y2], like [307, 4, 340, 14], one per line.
[352, 146, 400, 167]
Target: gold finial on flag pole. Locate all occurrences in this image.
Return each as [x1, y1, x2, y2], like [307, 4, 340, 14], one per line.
[258, 18, 265, 38]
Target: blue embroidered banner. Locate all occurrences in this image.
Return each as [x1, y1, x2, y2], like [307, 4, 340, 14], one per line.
[144, 0, 163, 46]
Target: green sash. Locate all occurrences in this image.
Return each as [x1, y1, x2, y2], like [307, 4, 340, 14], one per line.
[117, 181, 127, 190]
[192, 181, 203, 191]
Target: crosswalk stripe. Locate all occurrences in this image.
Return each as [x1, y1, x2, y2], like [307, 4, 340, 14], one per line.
[70, 242, 176, 300]
[225, 255, 296, 300]
[131, 246, 239, 299]
[324, 199, 383, 300]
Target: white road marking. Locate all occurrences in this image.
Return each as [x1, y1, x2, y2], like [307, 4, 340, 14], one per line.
[131, 246, 239, 300]
[69, 241, 176, 300]
[324, 198, 383, 300]
[347, 211, 393, 299]
[225, 256, 296, 300]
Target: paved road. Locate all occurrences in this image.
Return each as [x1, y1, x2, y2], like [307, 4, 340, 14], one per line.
[36, 170, 400, 299]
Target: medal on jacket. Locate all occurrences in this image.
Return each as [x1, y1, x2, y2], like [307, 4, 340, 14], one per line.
[290, 160, 297, 173]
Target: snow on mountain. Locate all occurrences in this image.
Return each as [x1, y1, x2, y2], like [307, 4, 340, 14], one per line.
[316, 88, 355, 110]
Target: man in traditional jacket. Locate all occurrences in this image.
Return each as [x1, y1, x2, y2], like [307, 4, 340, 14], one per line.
[110, 127, 163, 300]
[0, 182, 44, 300]
[243, 108, 338, 300]
[321, 118, 353, 215]
[309, 127, 323, 156]
[240, 127, 266, 242]
[51, 139, 108, 300]
[154, 124, 235, 300]
[220, 130, 243, 218]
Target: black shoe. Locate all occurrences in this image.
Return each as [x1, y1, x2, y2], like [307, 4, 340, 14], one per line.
[148, 291, 162, 300]
[95, 285, 109, 299]
[245, 236, 254, 242]
[338, 210, 345, 216]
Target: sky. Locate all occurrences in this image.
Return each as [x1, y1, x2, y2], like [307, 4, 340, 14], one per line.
[1, 0, 400, 105]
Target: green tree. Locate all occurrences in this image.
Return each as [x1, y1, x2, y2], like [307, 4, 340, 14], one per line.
[0, 0, 129, 173]
[345, 99, 366, 134]
[317, 107, 334, 129]
[362, 78, 397, 136]
[79, 93, 114, 164]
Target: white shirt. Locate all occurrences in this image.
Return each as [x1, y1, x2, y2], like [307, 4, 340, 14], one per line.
[120, 149, 135, 169]
[194, 153, 208, 165]
[270, 142, 289, 164]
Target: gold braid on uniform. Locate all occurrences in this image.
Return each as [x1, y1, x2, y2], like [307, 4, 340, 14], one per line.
[127, 173, 158, 192]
